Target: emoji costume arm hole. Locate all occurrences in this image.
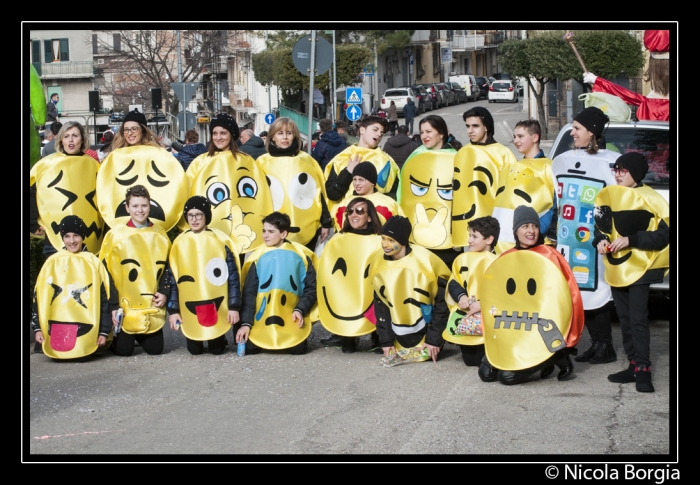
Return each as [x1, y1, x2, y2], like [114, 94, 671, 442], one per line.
[447, 278, 467, 302]
[99, 279, 114, 337]
[425, 276, 449, 347]
[224, 245, 242, 311]
[30, 183, 40, 233]
[31, 289, 41, 334]
[320, 197, 333, 229]
[373, 291, 395, 347]
[325, 166, 354, 201]
[165, 266, 181, 314]
[157, 263, 172, 297]
[294, 256, 318, 317]
[240, 262, 259, 325]
[629, 219, 669, 251]
[104, 264, 120, 314]
[385, 177, 399, 201]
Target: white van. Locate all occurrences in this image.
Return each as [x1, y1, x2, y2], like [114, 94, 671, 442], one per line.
[448, 75, 479, 102]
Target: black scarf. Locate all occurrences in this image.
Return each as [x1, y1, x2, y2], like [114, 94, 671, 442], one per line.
[268, 139, 300, 157]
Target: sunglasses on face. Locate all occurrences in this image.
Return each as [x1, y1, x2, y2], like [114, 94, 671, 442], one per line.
[612, 168, 629, 176]
[347, 207, 366, 216]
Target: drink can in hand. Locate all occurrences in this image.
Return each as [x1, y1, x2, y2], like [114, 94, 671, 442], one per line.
[114, 308, 124, 335]
[237, 341, 246, 357]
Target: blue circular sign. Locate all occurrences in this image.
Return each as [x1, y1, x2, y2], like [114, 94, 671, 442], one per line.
[346, 105, 362, 122]
[264, 113, 276, 125]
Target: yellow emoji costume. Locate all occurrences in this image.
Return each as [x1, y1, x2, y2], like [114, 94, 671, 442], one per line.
[97, 146, 188, 231]
[594, 185, 670, 287]
[452, 145, 505, 247]
[481, 245, 584, 371]
[99, 224, 171, 335]
[317, 233, 383, 337]
[443, 251, 497, 346]
[397, 150, 455, 250]
[241, 241, 318, 350]
[257, 151, 327, 246]
[167, 228, 241, 342]
[491, 158, 555, 254]
[184, 151, 272, 253]
[30, 153, 104, 253]
[33, 250, 113, 359]
[324, 146, 400, 205]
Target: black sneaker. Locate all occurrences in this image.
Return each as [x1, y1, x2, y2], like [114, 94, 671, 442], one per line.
[608, 360, 636, 383]
[588, 342, 617, 364]
[635, 365, 655, 393]
[574, 341, 601, 362]
[320, 334, 345, 348]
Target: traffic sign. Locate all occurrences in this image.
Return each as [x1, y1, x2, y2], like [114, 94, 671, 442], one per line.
[346, 105, 362, 122]
[171, 82, 199, 103]
[292, 34, 333, 76]
[346, 88, 362, 105]
[264, 113, 276, 125]
[363, 63, 375, 75]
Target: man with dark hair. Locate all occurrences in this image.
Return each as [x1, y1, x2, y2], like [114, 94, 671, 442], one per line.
[462, 106, 516, 168]
[172, 129, 207, 170]
[312, 118, 346, 170]
[46, 93, 60, 127]
[238, 129, 267, 160]
[382, 124, 419, 169]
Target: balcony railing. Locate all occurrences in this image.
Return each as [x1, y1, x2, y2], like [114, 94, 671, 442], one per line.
[451, 34, 485, 51]
[38, 60, 95, 78]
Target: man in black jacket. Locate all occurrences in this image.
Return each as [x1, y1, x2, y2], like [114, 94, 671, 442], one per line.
[311, 119, 347, 170]
[238, 129, 267, 160]
[383, 125, 419, 169]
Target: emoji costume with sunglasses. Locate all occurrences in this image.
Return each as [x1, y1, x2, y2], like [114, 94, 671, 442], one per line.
[97, 145, 188, 231]
[30, 152, 105, 253]
[332, 191, 403, 230]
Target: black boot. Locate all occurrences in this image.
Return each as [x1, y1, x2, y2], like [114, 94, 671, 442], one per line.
[588, 342, 617, 364]
[555, 349, 575, 381]
[540, 365, 555, 379]
[478, 355, 498, 382]
[498, 368, 541, 386]
[635, 365, 655, 393]
[574, 341, 601, 362]
[607, 360, 636, 383]
[341, 337, 356, 354]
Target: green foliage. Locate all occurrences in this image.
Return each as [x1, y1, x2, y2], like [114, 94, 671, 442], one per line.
[252, 50, 274, 87]
[335, 30, 415, 54]
[570, 30, 644, 79]
[29, 237, 46, 294]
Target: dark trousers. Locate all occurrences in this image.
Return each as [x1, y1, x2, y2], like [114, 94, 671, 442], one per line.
[186, 334, 228, 355]
[584, 300, 614, 344]
[611, 284, 651, 367]
[405, 118, 414, 134]
[111, 328, 164, 356]
[459, 344, 485, 367]
[245, 338, 308, 355]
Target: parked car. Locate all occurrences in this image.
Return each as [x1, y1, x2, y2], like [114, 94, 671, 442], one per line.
[474, 76, 491, 100]
[404, 85, 432, 113]
[380, 87, 421, 116]
[491, 72, 512, 81]
[488, 80, 519, 103]
[419, 83, 442, 110]
[450, 82, 468, 104]
[436, 83, 455, 106]
[548, 119, 670, 291]
[448, 74, 479, 102]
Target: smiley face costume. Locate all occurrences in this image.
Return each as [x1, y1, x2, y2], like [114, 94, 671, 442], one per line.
[166, 227, 241, 343]
[185, 151, 273, 253]
[32, 249, 114, 359]
[478, 245, 584, 384]
[99, 223, 171, 338]
[30, 153, 105, 253]
[373, 244, 451, 355]
[317, 233, 383, 337]
[97, 145, 188, 231]
[492, 158, 555, 254]
[452, 145, 505, 248]
[257, 151, 328, 247]
[397, 150, 455, 250]
[240, 241, 318, 351]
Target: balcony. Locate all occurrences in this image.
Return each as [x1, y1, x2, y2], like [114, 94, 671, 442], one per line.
[37, 60, 95, 79]
[451, 34, 485, 52]
[409, 30, 432, 45]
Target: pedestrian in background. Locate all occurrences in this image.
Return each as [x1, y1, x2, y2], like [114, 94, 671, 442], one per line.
[171, 129, 208, 170]
[383, 124, 419, 169]
[402, 98, 417, 135]
[312, 118, 346, 171]
[238, 129, 267, 160]
[387, 101, 398, 137]
[46, 92, 60, 128]
[40, 121, 61, 158]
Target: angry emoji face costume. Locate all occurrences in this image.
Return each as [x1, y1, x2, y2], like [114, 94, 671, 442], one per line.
[99, 224, 171, 334]
[97, 146, 188, 231]
[34, 250, 112, 359]
[242, 242, 318, 350]
[324, 145, 400, 202]
[257, 151, 326, 246]
[317, 233, 382, 337]
[480, 245, 584, 371]
[30, 153, 105, 253]
[185, 151, 273, 253]
[397, 150, 455, 249]
[452, 145, 504, 248]
[168, 227, 240, 341]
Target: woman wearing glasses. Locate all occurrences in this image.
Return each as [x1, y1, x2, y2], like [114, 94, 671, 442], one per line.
[551, 107, 621, 366]
[317, 197, 384, 353]
[111, 110, 161, 149]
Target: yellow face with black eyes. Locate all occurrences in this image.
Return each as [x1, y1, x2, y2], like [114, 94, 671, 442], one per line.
[257, 152, 326, 246]
[398, 150, 455, 249]
[481, 249, 573, 371]
[188, 151, 273, 253]
[31, 153, 104, 253]
[317, 233, 382, 337]
[452, 145, 502, 247]
[97, 146, 188, 231]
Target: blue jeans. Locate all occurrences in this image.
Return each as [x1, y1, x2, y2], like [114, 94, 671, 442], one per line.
[405, 118, 414, 134]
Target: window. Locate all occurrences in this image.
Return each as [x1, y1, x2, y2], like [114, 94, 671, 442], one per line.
[44, 38, 69, 62]
[92, 34, 98, 55]
[31, 40, 41, 63]
[113, 33, 121, 52]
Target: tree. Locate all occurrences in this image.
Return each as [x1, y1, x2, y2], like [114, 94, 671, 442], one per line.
[499, 30, 644, 137]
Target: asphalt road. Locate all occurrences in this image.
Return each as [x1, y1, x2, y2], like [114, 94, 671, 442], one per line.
[25, 293, 674, 462]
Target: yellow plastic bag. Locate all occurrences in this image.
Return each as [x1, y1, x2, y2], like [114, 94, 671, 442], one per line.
[578, 93, 631, 122]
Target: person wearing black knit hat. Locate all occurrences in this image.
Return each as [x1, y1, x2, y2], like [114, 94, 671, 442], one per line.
[59, 214, 88, 242]
[551, 105, 621, 366]
[461, 106, 516, 169]
[593, 152, 669, 392]
[165, 195, 242, 356]
[206, 113, 241, 158]
[372, 215, 451, 363]
[112, 109, 161, 150]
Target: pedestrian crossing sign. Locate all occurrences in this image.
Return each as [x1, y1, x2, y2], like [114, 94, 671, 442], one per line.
[346, 88, 362, 105]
